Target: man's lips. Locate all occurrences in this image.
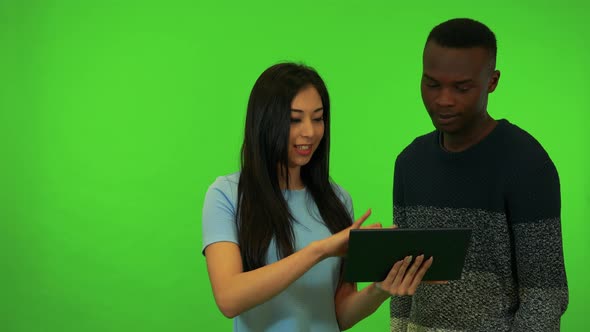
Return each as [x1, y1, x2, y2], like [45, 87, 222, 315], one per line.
[437, 113, 458, 119]
[432, 112, 459, 125]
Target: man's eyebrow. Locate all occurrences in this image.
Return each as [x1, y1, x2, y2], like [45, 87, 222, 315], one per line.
[291, 108, 324, 113]
[422, 74, 437, 81]
[454, 79, 474, 85]
[423, 74, 473, 85]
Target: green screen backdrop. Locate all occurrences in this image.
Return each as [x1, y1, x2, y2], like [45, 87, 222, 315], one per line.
[2, 1, 588, 331]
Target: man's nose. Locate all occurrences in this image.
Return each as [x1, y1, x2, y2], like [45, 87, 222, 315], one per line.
[435, 88, 455, 107]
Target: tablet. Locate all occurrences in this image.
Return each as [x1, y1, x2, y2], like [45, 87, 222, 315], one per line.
[344, 228, 472, 282]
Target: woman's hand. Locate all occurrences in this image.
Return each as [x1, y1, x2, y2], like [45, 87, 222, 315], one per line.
[317, 209, 375, 258]
[375, 254, 434, 296]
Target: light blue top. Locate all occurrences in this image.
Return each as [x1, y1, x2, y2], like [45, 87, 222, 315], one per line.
[202, 172, 354, 332]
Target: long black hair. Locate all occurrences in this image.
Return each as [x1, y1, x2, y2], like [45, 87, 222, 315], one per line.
[237, 63, 353, 271]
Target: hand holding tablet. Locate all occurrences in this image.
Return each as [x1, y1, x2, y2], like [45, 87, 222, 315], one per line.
[373, 253, 434, 296]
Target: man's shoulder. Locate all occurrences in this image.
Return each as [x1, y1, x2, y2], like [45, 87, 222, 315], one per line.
[496, 119, 551, 162]
[397, 130, 437, 161]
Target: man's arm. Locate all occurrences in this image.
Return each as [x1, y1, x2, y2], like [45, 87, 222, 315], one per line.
[390, 156, 412, 332]
[508, 159, 569, 331]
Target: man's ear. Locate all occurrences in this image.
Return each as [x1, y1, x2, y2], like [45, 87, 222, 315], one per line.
[488, 70, 501, 93]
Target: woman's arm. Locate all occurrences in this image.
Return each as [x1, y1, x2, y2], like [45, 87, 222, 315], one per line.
[205, 210, 372, 318]
[334, 255, 432, 330]
[205, 240, 324, 318]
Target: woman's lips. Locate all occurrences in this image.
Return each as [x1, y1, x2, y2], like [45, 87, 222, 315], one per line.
[294, 144, 312, 156]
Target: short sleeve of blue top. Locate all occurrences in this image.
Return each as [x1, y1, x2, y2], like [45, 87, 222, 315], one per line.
[202, 172, 354, 332]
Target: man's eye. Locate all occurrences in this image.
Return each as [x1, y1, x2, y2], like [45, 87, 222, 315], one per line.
[456, 86, 471, 92]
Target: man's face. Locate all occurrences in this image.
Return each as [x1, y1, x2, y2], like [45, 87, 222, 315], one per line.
[420, 41, 499, 135]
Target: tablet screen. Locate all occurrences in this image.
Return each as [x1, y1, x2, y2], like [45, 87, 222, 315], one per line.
[344, 228, 472, 282]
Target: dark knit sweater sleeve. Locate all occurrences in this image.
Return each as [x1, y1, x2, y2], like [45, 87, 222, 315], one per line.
[390, 154, 412, 332]
[506, 158, 569, 331]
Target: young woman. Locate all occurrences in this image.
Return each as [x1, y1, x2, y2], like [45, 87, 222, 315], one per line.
[202, 63, 432, 331]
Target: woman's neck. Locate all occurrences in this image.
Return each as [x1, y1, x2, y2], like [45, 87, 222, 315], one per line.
[278, 165, 304, 190]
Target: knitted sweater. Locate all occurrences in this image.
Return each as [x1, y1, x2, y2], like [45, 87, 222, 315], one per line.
[390, 119, 568, 332]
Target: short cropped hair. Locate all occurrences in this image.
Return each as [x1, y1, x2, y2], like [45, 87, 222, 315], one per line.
[427, 18, 497, 62]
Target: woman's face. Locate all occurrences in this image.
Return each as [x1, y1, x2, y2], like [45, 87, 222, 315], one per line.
[287, 85, 325, 171]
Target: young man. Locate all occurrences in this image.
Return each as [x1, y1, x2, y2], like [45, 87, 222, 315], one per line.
[390, 18, 568, 331]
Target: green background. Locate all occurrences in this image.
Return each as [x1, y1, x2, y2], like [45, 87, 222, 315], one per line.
[2, 1, 588, 331]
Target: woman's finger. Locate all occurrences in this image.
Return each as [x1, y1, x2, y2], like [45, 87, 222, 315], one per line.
[408, 256, 434, 294]
[390, 255, 412, 292]
[400, 254, 425, 292]
[423, 280, 449, 285]
[381, 259, 404, 291]
[361, 222, 382, 229]
[351, 209, 372, 229]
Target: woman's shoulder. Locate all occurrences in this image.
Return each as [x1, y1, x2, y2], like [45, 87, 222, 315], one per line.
[207, 171, 240, 196]
[330, 181, 352, 205]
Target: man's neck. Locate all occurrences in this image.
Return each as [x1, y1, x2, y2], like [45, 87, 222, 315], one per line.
[442, 116, 498, 152]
